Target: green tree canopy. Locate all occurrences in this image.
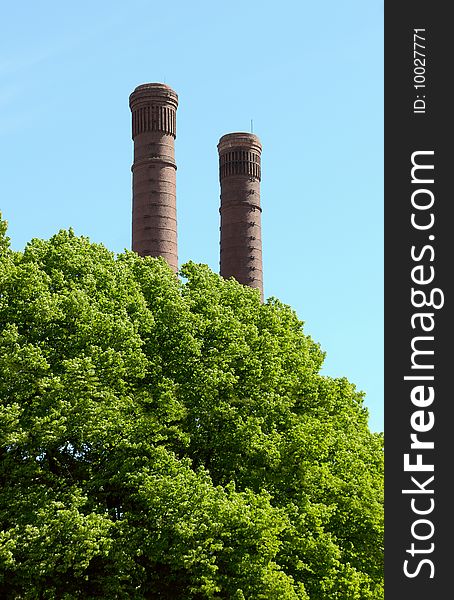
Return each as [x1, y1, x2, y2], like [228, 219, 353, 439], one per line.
[0, 222, 383, 599]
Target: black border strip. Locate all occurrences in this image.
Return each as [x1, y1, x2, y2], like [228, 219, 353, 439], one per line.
[385, 3, 451, 596]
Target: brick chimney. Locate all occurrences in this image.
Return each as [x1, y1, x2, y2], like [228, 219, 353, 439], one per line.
[129, 83, 179, 271]
[218, 132, 263, 300]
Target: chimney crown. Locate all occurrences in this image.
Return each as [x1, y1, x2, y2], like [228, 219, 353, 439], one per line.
[129, 83, 178, 111]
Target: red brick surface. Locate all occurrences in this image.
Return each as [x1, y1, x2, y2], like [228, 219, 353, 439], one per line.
[218, 133, 263, 300]
[129, 84, 178, 272]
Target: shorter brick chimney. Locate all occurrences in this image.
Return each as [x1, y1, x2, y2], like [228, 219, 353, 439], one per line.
[218, 132, 263, 300]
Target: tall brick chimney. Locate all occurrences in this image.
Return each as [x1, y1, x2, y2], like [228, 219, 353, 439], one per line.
[218, 132, 263, 300]
[129, 83, 178, 271]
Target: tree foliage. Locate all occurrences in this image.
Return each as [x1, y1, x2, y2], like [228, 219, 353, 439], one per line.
[0, 221, 383, 599]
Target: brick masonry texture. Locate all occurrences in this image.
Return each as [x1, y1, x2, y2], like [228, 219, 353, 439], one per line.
[129, 83, 179, 272]
[218, 132, 263, 301]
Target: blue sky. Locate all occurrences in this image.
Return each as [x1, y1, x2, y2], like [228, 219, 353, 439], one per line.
[0, 1, 383, 431]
